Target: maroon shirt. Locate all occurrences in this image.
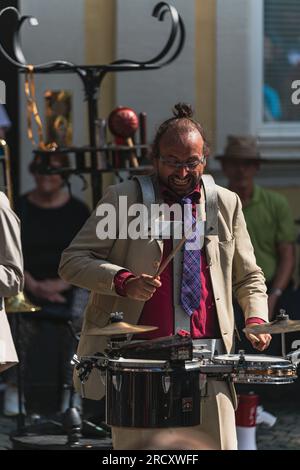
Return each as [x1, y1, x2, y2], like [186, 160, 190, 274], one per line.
[114, 185, 264, 339]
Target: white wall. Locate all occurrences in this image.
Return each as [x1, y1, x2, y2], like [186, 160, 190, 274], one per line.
[214, 0, 300, 185]
[115, 0, 195, 143]
[216, 0, 263, 155]
[19, 0, 86, 197]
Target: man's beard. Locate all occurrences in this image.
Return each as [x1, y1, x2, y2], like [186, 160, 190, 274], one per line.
[165, 173, 200, 195]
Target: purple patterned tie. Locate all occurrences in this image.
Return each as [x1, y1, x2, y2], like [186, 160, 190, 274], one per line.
[180, 196, 201, 316]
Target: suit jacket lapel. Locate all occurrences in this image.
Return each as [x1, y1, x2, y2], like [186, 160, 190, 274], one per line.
[151, 173, 164, 255]
[205, 227, 231, 353]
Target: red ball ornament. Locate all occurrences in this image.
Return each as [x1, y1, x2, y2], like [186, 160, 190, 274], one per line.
[108, 106, 139, 139]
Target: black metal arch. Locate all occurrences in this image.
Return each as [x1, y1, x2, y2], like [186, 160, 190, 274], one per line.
[0, 2, 185, 75]
[0, 2, 186, 206]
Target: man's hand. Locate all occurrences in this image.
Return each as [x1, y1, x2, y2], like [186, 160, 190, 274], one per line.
[42, 279, 71, 294]
[245, 323, 272, 351]
[25, 272, 70, 303]
[31, 281, 67, 303]
[124, 274, 161, 301]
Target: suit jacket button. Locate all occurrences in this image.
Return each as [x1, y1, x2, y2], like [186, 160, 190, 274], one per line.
[153, 261, 160, 269]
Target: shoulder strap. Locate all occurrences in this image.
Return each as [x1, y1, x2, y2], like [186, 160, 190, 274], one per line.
[133, 175, 156, 209]
[202, 174, 218, 236]
[134, 174, 219, 235]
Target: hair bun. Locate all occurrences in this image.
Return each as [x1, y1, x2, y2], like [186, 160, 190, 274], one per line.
[173, 102, 194, 119]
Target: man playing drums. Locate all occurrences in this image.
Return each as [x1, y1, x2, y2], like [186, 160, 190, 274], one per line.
[59, 103, 271, 450]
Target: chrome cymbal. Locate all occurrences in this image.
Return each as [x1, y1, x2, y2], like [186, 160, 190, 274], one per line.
[245, 318, 300, 335]
[85, 321, 158, 336]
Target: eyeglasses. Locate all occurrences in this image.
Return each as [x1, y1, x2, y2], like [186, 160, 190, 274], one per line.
[159, 155, 206, 170]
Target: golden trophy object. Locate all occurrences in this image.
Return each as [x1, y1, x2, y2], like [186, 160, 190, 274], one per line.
[0, 139, 40, 314]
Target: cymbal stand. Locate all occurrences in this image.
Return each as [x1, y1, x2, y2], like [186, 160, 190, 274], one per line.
[64, 321, 110, 444]
[15, 313, 26, 434]
[279, 310, 288, 357]
[11, 318, 109, 448]
[281, 333, 286, 357]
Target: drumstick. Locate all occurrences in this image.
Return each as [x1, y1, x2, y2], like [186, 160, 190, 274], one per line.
[248, 333, 260, 344]
[155, 220, 197, 277]
[155, 234, 187, 277]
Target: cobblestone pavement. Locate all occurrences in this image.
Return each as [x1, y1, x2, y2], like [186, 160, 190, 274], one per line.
[257, 403, 300, 450]
[0, 389, 299, 450]
[0, 416, 14, 450]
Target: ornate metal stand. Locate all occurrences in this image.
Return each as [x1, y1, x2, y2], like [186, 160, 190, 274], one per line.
[0, 2, 185, 207]
[0, 2, 186, 449]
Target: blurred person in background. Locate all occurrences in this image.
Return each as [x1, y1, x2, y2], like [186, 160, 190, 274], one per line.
[3, 152, 90, 416]
[219, 136, 296, 355]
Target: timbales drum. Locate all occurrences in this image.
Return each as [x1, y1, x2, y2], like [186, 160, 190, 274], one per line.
[213, 354, 297, 385]
[106, 358, 203, 428]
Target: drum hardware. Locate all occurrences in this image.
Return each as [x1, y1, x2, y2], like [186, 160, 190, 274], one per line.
[73, 352, 231, 428]
[112, 373, 122, 393]
[281, 331, 286, 357]
[244, 311, 300, 335]
[197, 362, 233, 377]
[193, 347, 212, 360]
[106, 337, 134, 354]
[73, 352, 203, 427]
[9, 322, 110, 449]
[85, 311, 158, 337]
[162, 374, 171, 394]
[72, 353, 108, 384]
[193, 338, 225, 359]
[199, 373, 207, 393]
[72, 333, 298, 431]
[56, 324, 111, 443]
[117, 333, 193, 362]
[236, 350, 247, 381]
[237, 350, 246, 366]
[244, 310, 300, 358]
[213, 353, 297, 385]
[286, 347, 300, 367]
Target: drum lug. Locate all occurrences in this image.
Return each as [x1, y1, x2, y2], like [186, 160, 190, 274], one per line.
[112, 374, 122, 392]
[199, 373, 207, 391]
[162, 375, 171, 394]
[100, 370, 106, 386]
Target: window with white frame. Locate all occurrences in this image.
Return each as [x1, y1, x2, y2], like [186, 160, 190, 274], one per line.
[264, 0, 300, 123]
[216, 0, 300, 169]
